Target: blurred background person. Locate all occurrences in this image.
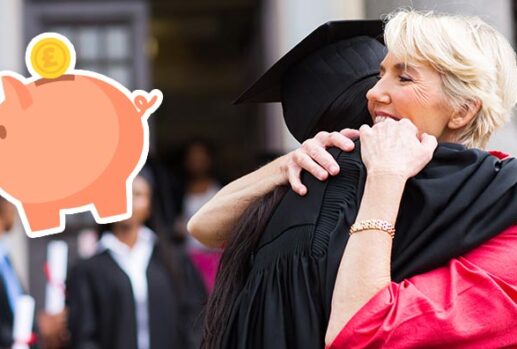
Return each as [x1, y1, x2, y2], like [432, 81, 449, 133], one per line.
[174, 139, 223, 293]
[0, 196, 68, 349]
[0, 196, 25, 349]
[67, 168, 206, 349]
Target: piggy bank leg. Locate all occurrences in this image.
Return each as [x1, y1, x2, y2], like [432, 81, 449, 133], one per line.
[93, 184, 129, 219]
[22, 203, 62, 232]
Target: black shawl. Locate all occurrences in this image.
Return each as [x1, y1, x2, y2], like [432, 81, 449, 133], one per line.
[221, 142, 517, 348]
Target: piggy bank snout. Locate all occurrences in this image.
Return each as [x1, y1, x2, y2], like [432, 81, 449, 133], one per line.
[0, 125, 6, 139]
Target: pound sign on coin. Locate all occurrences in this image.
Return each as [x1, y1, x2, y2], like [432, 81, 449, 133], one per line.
[42, 47, 58, 69]
[27, 35, 75, 79]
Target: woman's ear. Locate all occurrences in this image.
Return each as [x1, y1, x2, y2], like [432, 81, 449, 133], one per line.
[448, 99, 481, 129]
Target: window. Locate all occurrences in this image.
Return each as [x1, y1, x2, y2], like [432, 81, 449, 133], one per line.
[48, 24, 133, 87]
[25, 1, 150, 91]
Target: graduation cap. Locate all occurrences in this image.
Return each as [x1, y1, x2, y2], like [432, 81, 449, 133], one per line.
[235, 20, 387, 142]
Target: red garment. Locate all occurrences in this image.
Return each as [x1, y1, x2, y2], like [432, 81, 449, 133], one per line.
[489, 150, 510, 160]
[328, 225, 517, 348]
[329, 150, 515, 348]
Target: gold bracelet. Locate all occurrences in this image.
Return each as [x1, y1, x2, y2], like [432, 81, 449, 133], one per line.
[349, 219, 396, 238]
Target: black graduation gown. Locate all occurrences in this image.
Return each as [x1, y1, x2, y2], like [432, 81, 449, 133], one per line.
[221, 143, 517, 348]
[0, 277, 13, 349]
[67, 245, 206, 349]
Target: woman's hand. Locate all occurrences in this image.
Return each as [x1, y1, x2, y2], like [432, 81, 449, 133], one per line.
[286, 128, 359, 195]
[360, 118, 437, 180]
[326, 119, 436, 345]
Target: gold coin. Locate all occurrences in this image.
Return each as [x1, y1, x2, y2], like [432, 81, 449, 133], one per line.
[30, 37, 72, 79]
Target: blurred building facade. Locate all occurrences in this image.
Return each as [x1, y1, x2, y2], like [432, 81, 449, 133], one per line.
[0, 0, 515, 311]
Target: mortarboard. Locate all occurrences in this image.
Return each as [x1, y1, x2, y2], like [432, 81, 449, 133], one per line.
[235, 20, 387, 142]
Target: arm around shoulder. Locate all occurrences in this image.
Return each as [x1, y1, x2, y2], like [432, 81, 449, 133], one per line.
[187, 154, 290, 248]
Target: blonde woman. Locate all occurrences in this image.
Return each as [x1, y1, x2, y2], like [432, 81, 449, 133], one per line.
[324, 11, 517, 348]
[191, 11, 517, 348]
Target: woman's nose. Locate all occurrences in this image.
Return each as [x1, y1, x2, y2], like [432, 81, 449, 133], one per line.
[366, 80, 390, 104]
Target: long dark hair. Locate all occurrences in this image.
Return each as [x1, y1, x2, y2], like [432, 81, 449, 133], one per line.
[201, 185, 289, 348]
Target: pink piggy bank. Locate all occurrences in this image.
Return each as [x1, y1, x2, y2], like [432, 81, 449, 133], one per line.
[0, 73, 162, 236]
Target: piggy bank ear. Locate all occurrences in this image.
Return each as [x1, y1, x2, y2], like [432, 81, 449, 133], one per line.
[1, 76, 32, 110]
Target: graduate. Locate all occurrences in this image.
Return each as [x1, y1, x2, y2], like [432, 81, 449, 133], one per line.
[0, 196, 68, 349]
[67, 168, 206, 349]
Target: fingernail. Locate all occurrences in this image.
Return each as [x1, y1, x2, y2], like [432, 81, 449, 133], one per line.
[330, 165, 339, 174]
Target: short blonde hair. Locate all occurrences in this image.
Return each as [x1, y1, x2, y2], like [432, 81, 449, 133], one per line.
[384, 10, 517, 149]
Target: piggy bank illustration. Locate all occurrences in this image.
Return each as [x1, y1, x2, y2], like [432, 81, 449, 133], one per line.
[0, 33, 162, 237]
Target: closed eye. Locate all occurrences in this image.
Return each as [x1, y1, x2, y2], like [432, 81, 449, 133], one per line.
[399, 75, 413, 82]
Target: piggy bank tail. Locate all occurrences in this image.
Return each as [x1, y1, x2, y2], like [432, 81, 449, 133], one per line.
[133, 89, 163, 118]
